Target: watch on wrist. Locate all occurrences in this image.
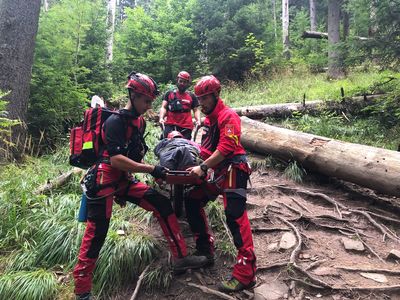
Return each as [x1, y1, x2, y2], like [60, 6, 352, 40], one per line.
[200, 163, 208, 173]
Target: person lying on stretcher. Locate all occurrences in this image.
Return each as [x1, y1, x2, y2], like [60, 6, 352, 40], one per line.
[154, 131, 204, 185]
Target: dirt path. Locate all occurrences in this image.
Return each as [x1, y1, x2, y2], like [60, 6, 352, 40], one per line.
[120, 164, 400, 300]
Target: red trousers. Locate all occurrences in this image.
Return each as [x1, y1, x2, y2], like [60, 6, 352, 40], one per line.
[185, 164, 256, 285]
[73, 163, 187, 295]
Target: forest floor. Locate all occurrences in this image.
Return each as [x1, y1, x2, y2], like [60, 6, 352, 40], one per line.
[113, 158, 400, 300]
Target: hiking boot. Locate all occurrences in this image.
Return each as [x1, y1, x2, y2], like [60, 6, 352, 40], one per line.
[172, 255, 209, 274]
[217, 276, 256, 293]
[193, 250, 215, 266]
[76, 292, 91, 300]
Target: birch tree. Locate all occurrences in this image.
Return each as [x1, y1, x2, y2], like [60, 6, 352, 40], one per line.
[106, 0, 117, 62]
[42, 0, 49, 12]
[282, 0, 290, 59]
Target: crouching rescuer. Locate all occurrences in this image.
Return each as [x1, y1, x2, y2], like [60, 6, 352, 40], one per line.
[73, 72, 208, 300]
[187, 75, 257, 293]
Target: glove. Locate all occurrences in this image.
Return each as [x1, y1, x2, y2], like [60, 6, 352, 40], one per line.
[150, 165, 168, 180]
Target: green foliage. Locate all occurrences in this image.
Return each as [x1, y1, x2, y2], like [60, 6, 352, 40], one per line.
[289, 8, 328, 73]
[239, 33, 271, 77]
[284, 161, 306, 183]
[0, 91, 20, 147]
[113, 0, 198, 84]
[0, 144, 162, 299]
[344, 0, 400, 69]
[0, 269, 58, 300]
[192, 0, 272, 80]
[361, 76, 400, 128]
[222, 70, 392, 107]
[281, 112, 400, 151]
[143, 263, 172, 292]
[94, 230, 158, 296]
[29, 0, 112, 145]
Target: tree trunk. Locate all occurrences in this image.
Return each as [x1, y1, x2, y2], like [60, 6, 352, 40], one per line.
[106, 0, 117, 63]
[42, 0, 48, 12]
[302, 30, 328, 39]
[240, 117, 400, 197]
[272, 0, 277, 41]
[368, 0, 377, 37]
[309, 0, 317, 31]
[282, 0, 290, 59]
[0, 0, 41, 123]
[302, 30, 370, 41]
[327, 0, 345, 79]
[342, 10, 349, 40]
[232, 94, 383, 119]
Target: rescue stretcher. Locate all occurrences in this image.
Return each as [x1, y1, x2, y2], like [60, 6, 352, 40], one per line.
[164, 170, 203, 185]
[157, 124, 203, 218]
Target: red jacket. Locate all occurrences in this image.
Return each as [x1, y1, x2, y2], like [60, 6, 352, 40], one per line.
[164, 90, 198, 129]
[200, 99, 246, 164]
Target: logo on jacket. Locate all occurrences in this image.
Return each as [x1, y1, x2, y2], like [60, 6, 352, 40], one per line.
[225, 124, 239, 145]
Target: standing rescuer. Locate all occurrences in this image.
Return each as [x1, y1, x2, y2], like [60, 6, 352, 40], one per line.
[187, 75, 257, 293]
[159, 71, 201, 140]
[73, 72, 208, 300]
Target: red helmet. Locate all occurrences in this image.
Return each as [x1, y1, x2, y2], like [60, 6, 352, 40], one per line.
[126, 71, 159, 100]
[194, 75, 221, 97]
[167, 131, 183, 139]
[177, 71, 191, 82]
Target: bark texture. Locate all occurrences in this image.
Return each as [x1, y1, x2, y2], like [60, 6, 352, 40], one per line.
[309, 0, 317, 31]
[240, 117, 400, 197]
[282, 0, 290, 59]
[327, 0, 345, 79]
[106, 0, 117, 62]
[0, 0, 41, 123]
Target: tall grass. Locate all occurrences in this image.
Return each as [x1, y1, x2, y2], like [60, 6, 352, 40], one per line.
[0, 269, 58, 300]
[0, 126, 165, 299]
[94, 230, 158, 297]
[280, 113, 400, 150]
[222, 70, 396, 107]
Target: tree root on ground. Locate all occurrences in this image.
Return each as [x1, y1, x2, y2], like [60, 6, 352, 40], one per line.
[130, 265, 150, 300]
[334, 265, 400, 275]
[186, 282, 236, 300]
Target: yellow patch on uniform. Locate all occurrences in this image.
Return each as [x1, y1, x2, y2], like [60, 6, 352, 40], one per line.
[225, 124, 239, 145]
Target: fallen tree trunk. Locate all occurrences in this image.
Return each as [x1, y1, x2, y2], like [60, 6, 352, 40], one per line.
[302, 30, 371, 41]
[35, 167, 83, 194]
[240, 117, 400, 197]
[233, 94, 383, 119]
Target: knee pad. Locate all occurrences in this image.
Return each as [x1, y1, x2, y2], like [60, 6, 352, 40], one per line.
[143, 189, 173, 218]
[225, 191, 246, 220]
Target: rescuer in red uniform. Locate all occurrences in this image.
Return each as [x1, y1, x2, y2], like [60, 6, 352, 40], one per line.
[159, 71, 201, 140]
[73, 72, 208, 300]
[186, 75, 257, 293]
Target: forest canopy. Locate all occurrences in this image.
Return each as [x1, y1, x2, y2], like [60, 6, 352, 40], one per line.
[3, 0, 400, 145]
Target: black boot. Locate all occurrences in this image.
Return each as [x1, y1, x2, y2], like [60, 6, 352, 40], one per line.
[172, 255, 209, 274]
[193, 250, 215, 266]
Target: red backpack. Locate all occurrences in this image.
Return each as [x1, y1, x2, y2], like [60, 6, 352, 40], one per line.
[69, 107, 119, 169]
